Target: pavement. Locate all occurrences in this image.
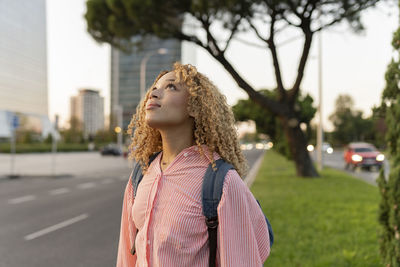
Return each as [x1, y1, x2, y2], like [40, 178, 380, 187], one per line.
[0, 152, 133, 180]
[0, 149, 266, 185]
[244, 150, 266, 187]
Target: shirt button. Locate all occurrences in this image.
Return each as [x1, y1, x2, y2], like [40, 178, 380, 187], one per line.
[184, 152, 188, 157]
[147, 240, 150, 245]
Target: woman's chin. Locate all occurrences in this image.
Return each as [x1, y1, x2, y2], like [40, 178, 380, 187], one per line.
[145, 117, 163, 129]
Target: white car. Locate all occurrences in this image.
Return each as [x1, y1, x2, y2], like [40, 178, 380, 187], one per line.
[322, 142, 333, 154]
[307, 143, 333, 154]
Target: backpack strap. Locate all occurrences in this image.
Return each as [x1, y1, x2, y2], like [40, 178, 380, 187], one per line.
[132, 151, 161, 197]
[202, 159, 234, 267]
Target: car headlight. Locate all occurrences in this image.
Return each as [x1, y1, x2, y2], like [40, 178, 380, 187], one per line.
[376, 154, 385, 161]
[256, 143, 264, 149]
[307, 145, 314, 152]
[267, 142, 273, 149]
[351, 154, 363, 162]
[327, 147, 333, 154]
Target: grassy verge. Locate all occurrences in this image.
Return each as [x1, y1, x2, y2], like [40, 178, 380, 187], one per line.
[252, 150, 380, 266]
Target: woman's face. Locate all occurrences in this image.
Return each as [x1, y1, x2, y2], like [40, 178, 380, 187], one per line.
[145, 71, 193, 130]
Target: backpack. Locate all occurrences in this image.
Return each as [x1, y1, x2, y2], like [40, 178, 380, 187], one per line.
[131, 152, 273, 267]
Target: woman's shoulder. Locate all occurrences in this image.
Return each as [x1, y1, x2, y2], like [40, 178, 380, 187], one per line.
[222, 168, 247, 193]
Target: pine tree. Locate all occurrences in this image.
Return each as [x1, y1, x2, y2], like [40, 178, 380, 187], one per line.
[378, 1, 400, 265]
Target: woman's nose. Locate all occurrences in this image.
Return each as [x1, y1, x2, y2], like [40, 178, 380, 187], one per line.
[150, 90, 159, 99]
[150, 88, 162, 99]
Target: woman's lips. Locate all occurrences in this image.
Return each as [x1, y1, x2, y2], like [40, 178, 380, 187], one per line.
[146, 104, 160, 110]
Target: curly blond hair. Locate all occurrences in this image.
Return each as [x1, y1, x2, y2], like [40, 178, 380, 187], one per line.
[127, 62, 248, 178]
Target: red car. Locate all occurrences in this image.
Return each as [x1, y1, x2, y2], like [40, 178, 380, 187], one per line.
[344, 142, 385, 171]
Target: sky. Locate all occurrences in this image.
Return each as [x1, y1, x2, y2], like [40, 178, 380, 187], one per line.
[47, 0, 399, 131]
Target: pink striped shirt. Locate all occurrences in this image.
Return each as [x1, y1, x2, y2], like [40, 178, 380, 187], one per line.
[116, 145, 270, 266]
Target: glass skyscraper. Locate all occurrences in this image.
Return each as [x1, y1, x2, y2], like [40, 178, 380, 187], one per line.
[110, 36, 181, 132]
[0, 0, 50, 138]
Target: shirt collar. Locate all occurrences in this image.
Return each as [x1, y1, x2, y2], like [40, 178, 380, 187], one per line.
[150, 144, 221, 175]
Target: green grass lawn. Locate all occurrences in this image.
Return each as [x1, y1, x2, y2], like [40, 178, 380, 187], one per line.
[252, 150, 381, 267]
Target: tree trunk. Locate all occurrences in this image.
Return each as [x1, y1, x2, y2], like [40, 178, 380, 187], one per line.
[211, 53, 319, 177]
[280, 116, 319, 177]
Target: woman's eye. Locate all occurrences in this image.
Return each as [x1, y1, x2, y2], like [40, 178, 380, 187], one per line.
[166, 83, 177, 90]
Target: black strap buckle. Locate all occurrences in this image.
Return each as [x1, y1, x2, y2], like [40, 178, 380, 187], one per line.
[206, 217, 219, 229]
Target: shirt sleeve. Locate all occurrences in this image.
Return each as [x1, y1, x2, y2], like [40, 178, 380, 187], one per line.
[116, 177, 137, 267]
[217, 170, 270, 266]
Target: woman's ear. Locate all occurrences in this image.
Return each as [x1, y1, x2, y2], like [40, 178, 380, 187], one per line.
[188, 106, 196, 118]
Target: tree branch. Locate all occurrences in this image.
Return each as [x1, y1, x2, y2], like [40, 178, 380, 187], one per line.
[232, 37, 266, 49]
[175, 32, 207, 49]
[199, 16, 224, 57]
[213, 53, 286, 117]
[288, 29, 313, 102]
[247, 20, 268, 44]
[248, 12, 286, 100]
[268, 15, 286, 100]
[312, 0, 380, 33]
[266, 12, 286, 100]
[281, 14, 301, 27]
[222, 18, 242, 53]
[302, 0, 318, 19]
[181, 18, 286, 116]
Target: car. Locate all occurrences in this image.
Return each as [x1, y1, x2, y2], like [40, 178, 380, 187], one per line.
[100, 144, 122, 156]
[343, 142, 384, 171]
[306, 143, 333, 154]
[322, 142, 333, 154]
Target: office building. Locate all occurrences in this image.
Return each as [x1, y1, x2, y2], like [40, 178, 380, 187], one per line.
[0, 0, 51, 138]
[110, 36, 182, 131]
[70, 89, 104, 137]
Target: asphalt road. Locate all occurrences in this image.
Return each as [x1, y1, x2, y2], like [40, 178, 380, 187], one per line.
[0, 149, 264, 267]
[312, 149, 389, 186]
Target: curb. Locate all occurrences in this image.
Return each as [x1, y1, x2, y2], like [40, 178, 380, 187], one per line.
[0, 174, 73, 181]
[244, 151, 266, 188]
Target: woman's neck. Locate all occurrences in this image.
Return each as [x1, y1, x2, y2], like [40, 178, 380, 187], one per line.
[159, 127, 195, 165]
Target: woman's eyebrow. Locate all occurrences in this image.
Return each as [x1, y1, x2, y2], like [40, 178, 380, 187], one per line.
[166, 79, 175, 82]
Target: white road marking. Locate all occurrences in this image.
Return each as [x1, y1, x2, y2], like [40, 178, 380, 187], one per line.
[49, 188, 70, 195]
[24, 213, 89, 241]
[8, 195, 36, 204]
[101, 179, 114, 184]
[77, 182, 96, 189]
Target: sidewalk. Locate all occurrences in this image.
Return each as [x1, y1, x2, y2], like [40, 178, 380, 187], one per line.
[0, 152, 133, 179]
[0, 150, 266, 183]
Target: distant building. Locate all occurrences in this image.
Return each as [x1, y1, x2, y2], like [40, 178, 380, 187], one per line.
[0, 0, 52, 139]
[110, 36, 182, 131]
[70, 89, 104, 137]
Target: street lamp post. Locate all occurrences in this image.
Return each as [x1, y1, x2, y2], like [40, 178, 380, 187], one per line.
[316, 27, 324, 171]
[140, 48, 168, 100]
[114, 105, 123, 151]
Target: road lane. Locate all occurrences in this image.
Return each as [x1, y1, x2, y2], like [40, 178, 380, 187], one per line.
[8, 195, 36, 204]
[0, 176, 125, 267]
[24, 213, 90, 241]
[311, 149, 384, 186]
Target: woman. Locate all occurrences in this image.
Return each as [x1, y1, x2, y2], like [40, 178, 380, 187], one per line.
[117, 63, 270, 266]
